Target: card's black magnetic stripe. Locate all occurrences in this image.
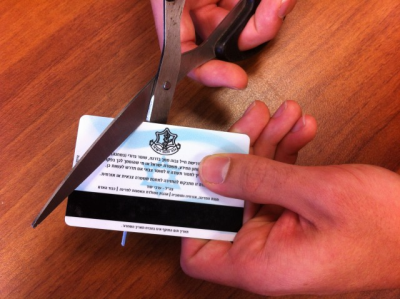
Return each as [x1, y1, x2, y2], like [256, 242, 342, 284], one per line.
[66, 191, 243, 232]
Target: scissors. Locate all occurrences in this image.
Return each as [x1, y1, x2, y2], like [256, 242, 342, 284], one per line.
[32, 0, 266, 228]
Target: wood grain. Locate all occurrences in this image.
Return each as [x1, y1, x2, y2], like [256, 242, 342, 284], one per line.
[1, 0, 399, 298]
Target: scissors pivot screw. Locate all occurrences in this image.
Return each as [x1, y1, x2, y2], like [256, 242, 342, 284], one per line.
[163, 81, 172, 90]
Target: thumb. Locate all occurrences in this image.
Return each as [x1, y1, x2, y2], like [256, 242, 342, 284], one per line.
[199, 154, 325, 222]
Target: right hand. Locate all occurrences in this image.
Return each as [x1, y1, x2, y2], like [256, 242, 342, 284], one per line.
[151, 0, 297, 89]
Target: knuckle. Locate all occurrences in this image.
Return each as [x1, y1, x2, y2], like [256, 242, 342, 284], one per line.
[239, 158, 269, 197]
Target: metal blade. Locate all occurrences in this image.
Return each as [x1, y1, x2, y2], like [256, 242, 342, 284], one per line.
[32, 0, 186, 228]
[32, 79, 154, 227]
[32, 0, 247, 228]
[121, 0, 185, 243]
[148, 0, 184, 124]
[178, 0, 248, 80]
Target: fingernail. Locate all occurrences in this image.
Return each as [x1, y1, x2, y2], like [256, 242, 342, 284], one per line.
[279, 0, 294, 19]
[291, 115, 306, 132]
[200, 155, 231, 184]
[272, 101, 287, 118]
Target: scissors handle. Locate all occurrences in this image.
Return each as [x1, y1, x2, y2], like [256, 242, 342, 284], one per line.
[216, 0, 265, 62]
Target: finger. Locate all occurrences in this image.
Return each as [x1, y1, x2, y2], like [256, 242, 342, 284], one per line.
[228, 100, 270, 221]
[253, 101, 317, 164]
[180, 4, 197, 52]
[239, 0, 297, 51]
[274, 114, 317, 164]
[180, 4, 248, 89]
[218, 0, 240, 11]
[228, 100, 270, 149]
[181, 216, 274, 291]
[243, 200, 261, 223]
[181, 237, 232, 262]
[253, 100, 301, 158]
[150, 0, 164, 49]
[186, 59, 248, 89]
[199, 154, 326, 222]
[189, 0, 296, 50]
[190, 4, 229, 41]
[181, 237, 209, 261]
[182, 238, 240, 287]
[254, 204, 285, 222]
[181, 33, 248, 88]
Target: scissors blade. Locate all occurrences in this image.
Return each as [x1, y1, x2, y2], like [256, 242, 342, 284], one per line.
[32, 79, 154, 227]
[32, 0, 185, 228]
[178, 0, 250, 79]
[32, 0, 254, 228]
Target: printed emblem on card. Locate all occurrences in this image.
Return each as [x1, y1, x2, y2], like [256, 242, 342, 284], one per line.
[149, 128, 181, 155]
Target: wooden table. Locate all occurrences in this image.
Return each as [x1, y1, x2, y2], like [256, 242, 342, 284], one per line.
[1, 1, 399, 298]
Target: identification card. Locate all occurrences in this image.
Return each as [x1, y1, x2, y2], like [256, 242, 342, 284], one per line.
[65, 116, 249, 241]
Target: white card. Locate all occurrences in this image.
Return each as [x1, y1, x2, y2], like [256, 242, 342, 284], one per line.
[65, 116, 249, 241]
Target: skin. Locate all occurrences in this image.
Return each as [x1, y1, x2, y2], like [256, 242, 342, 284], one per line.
[151, 0, 400, 295]
[184, 101, 400, 295]
[151, 0, 296, 89]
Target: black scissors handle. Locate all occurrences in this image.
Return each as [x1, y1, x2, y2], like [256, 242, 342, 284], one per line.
[179, 0, 266, 79]
[216, 0, 265, 62]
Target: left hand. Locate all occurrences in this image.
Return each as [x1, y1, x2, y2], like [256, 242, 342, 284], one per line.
[180, 101, 400, 296]
[150, 0, 297, 89]
[181, 100, 321, 295]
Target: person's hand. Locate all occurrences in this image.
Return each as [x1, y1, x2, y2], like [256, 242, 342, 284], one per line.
[150, 0, 296, 89]
[181, 101, 400, 295]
